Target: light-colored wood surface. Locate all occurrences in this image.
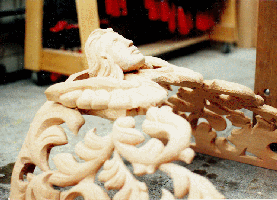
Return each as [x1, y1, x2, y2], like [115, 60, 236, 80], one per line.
[75, 0, 100, 69]
[41, 49, 84, 75]
[254, 0, 277, 108]
[237, 0, 259, 48]
[138, 35, 209, 57]
[209, 0, 238, 43]
[75, 0, 100, 51]
[168, 77, 277, 170]
[24, 0, 43, 71]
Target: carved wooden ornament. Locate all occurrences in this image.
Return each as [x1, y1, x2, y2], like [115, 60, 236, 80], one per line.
[11, 28, 277, 199]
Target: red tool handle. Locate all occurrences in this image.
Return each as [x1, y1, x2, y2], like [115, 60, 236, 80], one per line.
[168, 3, 176, 33]
[161, 0, 169, 22]
[119, 0, 128, 16]
[177, 6, 190, 35]
[148, 0, 160, 20]
[196, 12, 215, 31]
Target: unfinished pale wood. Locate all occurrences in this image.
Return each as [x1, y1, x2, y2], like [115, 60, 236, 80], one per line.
[24, 0, 43, 71]
[75, 0, 100, 69]
[167, 76, 277, 170]
[41, 49, 85, 75]
[9, 103, 224, 199]
[138, 35, 209, 57]
[237, 0, 259, 48]
[11, 29, 225, 200]
[75, 0, 100, 52]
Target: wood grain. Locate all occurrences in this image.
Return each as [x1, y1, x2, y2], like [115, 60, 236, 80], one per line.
[24, 0, 43, 71]
[254, 0, 277, 108]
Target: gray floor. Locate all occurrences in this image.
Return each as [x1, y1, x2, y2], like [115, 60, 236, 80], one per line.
[1, 44, 277, 199]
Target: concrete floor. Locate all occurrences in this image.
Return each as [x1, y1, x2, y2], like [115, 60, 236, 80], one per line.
[1, 43, 277, 199]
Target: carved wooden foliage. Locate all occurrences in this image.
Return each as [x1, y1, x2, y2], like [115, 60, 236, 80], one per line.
[9, 102, 224, 200]
[167, 79, 277, 170]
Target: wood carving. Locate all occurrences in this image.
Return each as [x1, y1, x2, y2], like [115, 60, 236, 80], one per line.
[11, 27, 277, 199]
[167, 79, 277, 170]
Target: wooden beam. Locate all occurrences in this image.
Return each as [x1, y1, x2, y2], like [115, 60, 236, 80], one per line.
[254, 0, 277, 108]
[75, 0, 100, 69]
[138, 35, 209, 57]
[41, 49, 85, 75]
[24, 0, 43, 71]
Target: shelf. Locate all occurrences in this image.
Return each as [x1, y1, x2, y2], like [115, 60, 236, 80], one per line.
[40, 49, 85, 75]
[138, 35, 210, 56]
[38, 35, 209, 75]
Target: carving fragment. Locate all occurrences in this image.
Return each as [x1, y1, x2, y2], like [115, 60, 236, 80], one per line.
[171, 78, 277, 170]
[15, 28, 277, 199]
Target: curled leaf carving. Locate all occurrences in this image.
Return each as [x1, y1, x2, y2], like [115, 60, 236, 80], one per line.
[10, 28, 234, 200]
[27, 101, 85, 171]
[60, 176, 110, 200]
[159, 163, 225, 199]
[49, 128, 114, 187]
[98, 151, 149, 200]
[112, 106, 194, 175]
[25, 172, 60, 200]
[169, 78, 277, 170]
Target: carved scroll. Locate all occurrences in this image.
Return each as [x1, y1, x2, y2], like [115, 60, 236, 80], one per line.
[12, 27, 276, 199]
[167, 79, 277, 170]
[9, 103, 224, 199]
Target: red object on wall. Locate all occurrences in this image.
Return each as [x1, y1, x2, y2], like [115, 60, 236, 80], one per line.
[50, 73, 63, 82]
[105, 0, 113, 15]
[160, 0, 169, 22]
[187, 12, 193, 31]
[112, 0, 121, 17]
[105, 0, 121, 17]
[50, 21, 68, 32]
[144, 0, 153, 10]
[65, 24, 78, 30]
[196, 12, 215, 31]
[168, 3, 176, 33]
[119, 0, 128, 16]
[148, 0, 160, 20]
[177, 7, 190, 35]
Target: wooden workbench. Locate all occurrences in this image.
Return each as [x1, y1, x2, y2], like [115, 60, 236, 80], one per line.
[24, 0, 237, 76]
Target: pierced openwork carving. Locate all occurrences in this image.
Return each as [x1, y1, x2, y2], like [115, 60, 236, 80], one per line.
[166, 79, 277, 170]
[10, 28, 277, 199]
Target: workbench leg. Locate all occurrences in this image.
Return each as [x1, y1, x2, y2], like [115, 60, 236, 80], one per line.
[254, 0, 277, 107]
[24, 0, 44, 72]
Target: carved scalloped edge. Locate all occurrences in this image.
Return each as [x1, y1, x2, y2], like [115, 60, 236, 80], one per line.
[45, 77, 167, 112]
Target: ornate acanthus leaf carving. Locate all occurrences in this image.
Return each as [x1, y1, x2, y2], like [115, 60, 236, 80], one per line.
[159, 163, 225, 199]
[49, 128, 114, 187]
[25, 172, 60, 200]
[60, 176, 110, 200]
[227, 116, 277, 161]
[10, 28, 230, 200]
[26, 101, 85, 171]
[111, 106, 195, 175]
[168, 78, 277, 170]
[98, 151, 149, 200]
